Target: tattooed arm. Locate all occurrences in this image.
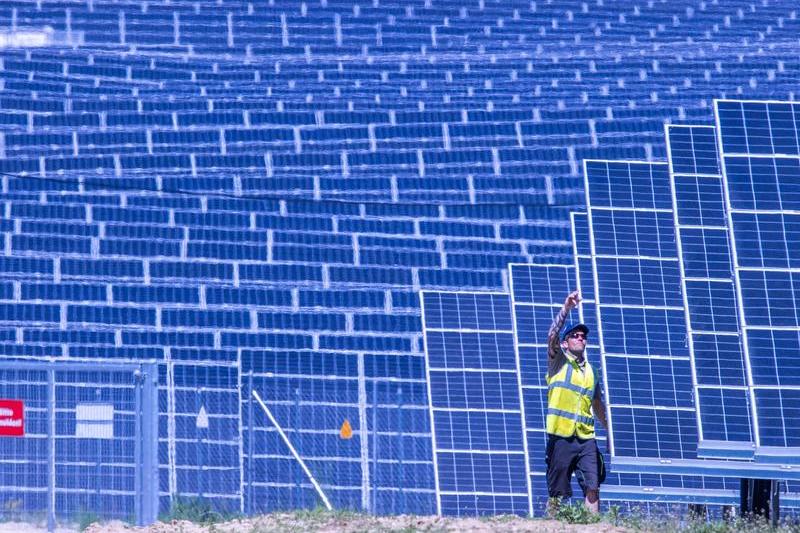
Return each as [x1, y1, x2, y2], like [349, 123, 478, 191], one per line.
[547, 290, 581, 376]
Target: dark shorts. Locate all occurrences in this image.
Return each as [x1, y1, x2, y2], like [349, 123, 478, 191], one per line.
[545, 434, 601, 498]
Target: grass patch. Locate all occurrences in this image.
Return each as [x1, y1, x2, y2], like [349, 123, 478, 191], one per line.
[160, 496, 241, 525]
[76, 510, 101, 531]
[551, 500, 601, 524]
[610, 513, 800, 533]
[544, 500, 800, 532]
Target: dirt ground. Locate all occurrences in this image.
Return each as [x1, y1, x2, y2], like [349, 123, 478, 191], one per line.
[81, 514, 632, 533]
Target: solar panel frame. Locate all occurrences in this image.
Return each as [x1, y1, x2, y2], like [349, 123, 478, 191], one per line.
[584, 160, 696, 464]
[665, 124, 755, 460]
[715, 99, 800, 463]
[420, 290, 533, 517]
[508, 262, 572, 510]
[570, 212, 601, 368]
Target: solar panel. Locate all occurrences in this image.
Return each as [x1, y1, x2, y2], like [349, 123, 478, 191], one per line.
[570, 212, 600, 351]
[568, 216, 742, 503]
[715, 99, 800, 462]
[584, 160, 700, 466]
[420, 291, 532, 516]
[508, 262, 574, 510]
[509, 261, 702, 506]
[666, 124, 754, 460]
[584, 156, 800, 481]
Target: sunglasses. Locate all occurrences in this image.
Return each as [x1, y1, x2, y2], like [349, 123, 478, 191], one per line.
[568, 333, 587, 340]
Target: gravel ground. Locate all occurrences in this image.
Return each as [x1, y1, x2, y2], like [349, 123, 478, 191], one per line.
[81, 513, 632, 533]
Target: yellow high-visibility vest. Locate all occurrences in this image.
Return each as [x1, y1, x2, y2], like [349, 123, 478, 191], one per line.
[545, 353, 596, 439]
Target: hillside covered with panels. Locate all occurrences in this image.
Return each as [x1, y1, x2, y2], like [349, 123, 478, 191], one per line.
[0, 0, 798, 520]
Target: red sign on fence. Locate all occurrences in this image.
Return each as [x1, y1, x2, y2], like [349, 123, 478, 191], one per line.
[0, 400, 24, 437]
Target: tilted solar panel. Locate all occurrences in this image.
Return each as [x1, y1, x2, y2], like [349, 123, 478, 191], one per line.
[666, 124, 754, 460]
[420, 291, 532, 516]
[716, 100, 800, 463]
[569, 214, 742, 504]
[509, 262, 574, 510]
[584, 160, 699, 465]
[513, 261, 699, 505]
[584, 156, 800, 482]
[570, 213, 600, 355]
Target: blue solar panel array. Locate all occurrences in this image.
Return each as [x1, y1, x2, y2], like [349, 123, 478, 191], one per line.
[582, 155, 800, 478]
[421, 291, 531, 516]
[509, 263, 570, 508]
[2, 0, 800, 520]
[425, 263, 746, 510]
[580, 114, 800, 493]
[716, 100, 800, 461]
[507, 262, 678, 505]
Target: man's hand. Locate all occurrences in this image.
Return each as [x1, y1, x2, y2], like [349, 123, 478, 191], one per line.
[564, 290, 581, 311]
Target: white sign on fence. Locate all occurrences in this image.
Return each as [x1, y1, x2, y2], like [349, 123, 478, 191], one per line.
[196, 405, 209, 430]
[76, 403, 114, 438]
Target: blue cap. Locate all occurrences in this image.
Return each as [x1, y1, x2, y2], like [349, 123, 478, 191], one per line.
[560, 322, 589, 342]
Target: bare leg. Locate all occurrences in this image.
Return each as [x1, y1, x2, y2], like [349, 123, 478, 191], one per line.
[585, 489, 599, 514]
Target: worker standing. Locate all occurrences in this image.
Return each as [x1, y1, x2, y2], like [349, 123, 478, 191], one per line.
[545, 290, 608, 515]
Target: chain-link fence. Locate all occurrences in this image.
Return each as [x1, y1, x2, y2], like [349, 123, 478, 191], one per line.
[0, 360, 436, 527]
[242, 370, 434, 516]
[0, 360, 158, 530]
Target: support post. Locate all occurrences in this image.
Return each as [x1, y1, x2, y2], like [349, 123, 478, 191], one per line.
[396, 387, 404, 516]
[371, 384, 378, 514]
[141, 364, 160, 525]
[771, 480, 780, 528]
[687, 503, 706, 521]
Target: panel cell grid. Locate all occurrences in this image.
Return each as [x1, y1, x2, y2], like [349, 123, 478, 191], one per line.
[572, 213, 744, 498]
[421, 292, 531, 517]
[511, 259, 739, 504]
[510, 262, 608, 509]
[585, 160, 699, 462]
[717, 100, 800, 456]
[666, 124, 754, 459]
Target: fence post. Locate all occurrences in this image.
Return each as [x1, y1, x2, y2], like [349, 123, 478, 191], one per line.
[396, 386, 404, 515]
[134, 368, 143, 526]
[246, 371, 254, 515]
[141, 363, 160, 525]
[371, 384, 378, 514]
[47, 369, 55, 533]
[196, 387, 206, 501]
[294, 387, 301, 509]
[94, 388, 102, 512]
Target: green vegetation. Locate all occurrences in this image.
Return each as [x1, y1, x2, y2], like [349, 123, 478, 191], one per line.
[76, 510, 101, 531]
[617, 515, 800, 533]
[159, 495, 240, 525]
[552, 500, 602, 524]
[146, 500, 800, 532]
[548, 499, 800, 532]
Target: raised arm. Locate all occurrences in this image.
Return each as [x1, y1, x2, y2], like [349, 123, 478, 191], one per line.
[547, 290, 581, 359]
